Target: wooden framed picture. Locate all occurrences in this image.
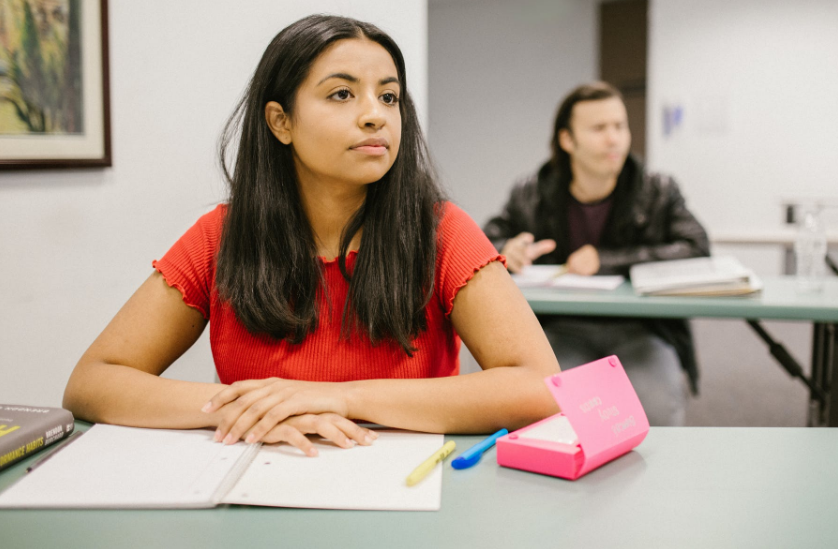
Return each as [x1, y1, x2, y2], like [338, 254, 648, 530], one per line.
[0, 0, 111, 169]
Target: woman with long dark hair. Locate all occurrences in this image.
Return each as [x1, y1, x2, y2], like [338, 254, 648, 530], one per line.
[64, 14, 559, 455]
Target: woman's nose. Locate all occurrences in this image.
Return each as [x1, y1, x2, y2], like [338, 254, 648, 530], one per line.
[358, 94, 385, 129]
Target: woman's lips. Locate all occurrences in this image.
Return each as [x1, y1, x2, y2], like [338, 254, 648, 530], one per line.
[351, 145, 388, 156]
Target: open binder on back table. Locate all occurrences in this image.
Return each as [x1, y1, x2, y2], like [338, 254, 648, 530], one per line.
[0, 424, 444, 511]
[629, 256, 762, 296]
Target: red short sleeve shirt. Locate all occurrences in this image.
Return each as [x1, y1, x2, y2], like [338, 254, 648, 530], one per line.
[153, 202, 503, 384]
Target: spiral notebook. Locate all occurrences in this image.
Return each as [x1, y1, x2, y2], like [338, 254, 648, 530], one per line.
[0, 424, 444, 511]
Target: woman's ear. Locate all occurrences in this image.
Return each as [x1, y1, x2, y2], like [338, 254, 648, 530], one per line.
[265, 101, 292, 145]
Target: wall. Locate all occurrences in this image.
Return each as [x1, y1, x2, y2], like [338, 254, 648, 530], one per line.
[428, 0, 599, 227]
[644, 0, 838, 425]
[428, 0, 826, 426]
[0, 0, 428, 407]
[427, 0, 598, 375]
[647, 0, 838, 274]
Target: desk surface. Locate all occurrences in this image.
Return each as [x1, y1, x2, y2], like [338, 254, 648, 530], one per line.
[522, 276, 838, 322]
[2, 423, 838, 548]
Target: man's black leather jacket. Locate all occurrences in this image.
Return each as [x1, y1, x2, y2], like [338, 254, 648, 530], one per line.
[483, 155, 710, 393]
[484, 155, 710, 273]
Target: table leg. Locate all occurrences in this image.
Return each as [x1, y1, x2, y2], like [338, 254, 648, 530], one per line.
[824, 323, 837, 427]
[809, 323, 837, 427]
[747, 320, 824, 404]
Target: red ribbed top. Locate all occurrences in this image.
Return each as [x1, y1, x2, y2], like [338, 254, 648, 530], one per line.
[152, 203, 503, 384]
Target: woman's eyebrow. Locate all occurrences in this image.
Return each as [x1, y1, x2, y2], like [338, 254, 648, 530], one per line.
[318, 72, 358, 85]
[317, 73, 400, 86]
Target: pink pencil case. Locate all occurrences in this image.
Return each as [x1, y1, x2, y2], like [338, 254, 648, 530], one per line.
[496, 355, 649, 480]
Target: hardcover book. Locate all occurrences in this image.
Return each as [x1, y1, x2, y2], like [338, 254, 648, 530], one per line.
[0, 405, 75, 472]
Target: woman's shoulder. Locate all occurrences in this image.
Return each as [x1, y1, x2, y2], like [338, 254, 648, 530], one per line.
[196, 203, 228, 229]
[186, 203, 228, 245]
[433, 201, 504, 315]
[435, 200, 501, 259]
[437, 201, 477, 234]
[162, 203, 228, 259]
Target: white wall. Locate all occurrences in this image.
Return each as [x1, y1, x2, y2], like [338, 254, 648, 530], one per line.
[0, 0, 428, 408]
[647, 0, 838, 274]
[428, 0, 598, 375]
[428, 0, 599, 227]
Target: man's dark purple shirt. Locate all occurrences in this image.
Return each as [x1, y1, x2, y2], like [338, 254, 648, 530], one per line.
[567, 193, 614, 253]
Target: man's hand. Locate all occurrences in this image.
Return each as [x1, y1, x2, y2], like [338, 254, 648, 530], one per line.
[501, 232, 557, 273]
[566, 244, 600, 275]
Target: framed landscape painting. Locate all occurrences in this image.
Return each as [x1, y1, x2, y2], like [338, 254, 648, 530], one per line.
[0, 0, 110, 169]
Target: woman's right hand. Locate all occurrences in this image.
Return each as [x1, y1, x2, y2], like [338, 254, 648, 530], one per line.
[259, 412, 378, 457]
[500, 232, 557, 273]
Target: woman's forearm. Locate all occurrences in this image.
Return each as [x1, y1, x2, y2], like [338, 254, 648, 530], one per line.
[345, 365, 559, 434]
[63, 361, 226, 429]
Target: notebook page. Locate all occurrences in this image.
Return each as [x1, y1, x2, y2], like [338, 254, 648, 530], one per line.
[222, 431, 445, 511]
[511, 265, 566, 287]
[0, 424, 253, 508]
[550, 274, 625, 291]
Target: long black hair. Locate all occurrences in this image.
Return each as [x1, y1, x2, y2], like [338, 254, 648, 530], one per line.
[216, 14, 444, 354]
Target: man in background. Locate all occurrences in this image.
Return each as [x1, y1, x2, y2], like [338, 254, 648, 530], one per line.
[484, 82, 710, 426]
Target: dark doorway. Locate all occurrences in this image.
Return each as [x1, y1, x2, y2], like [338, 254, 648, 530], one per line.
[600, 0, 648, 160]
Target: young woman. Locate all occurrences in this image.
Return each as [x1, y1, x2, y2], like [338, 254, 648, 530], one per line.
[63, 15, 560, 457]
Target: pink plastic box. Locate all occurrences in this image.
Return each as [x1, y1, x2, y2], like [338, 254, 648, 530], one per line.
[496, 355, 649, 480]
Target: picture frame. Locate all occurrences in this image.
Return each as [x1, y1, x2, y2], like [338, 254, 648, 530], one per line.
[0, 0, 111, 169]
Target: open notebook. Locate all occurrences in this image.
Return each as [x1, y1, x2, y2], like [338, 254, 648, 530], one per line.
[0, 424, 445, 511]
[512, 265, 625, 291]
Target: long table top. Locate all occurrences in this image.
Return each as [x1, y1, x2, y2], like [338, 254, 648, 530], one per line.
[2, 423, 838, 548]
[521, 276, 838, 322]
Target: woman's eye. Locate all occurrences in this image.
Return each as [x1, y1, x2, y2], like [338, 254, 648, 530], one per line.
[331, 89, 351, 101]
[381, 93, 399, 105]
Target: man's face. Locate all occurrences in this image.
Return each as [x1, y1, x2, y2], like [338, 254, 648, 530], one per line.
[558, 97, 631, 182]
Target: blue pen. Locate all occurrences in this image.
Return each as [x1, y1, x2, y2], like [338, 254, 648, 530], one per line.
[451, 428, 508, 470]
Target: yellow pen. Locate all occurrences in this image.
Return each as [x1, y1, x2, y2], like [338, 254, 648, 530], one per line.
[406, 440, 456, 487]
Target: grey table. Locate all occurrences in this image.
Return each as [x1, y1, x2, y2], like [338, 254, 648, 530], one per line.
[2, 422, 837, 548]
[521, 276, 838, 426]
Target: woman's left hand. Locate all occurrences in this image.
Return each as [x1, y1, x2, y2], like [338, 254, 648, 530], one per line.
[203, 378, 350, 444]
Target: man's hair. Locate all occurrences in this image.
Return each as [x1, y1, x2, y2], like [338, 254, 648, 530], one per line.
[216, 14, 444, 355]
[549, 81, 624, 183]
